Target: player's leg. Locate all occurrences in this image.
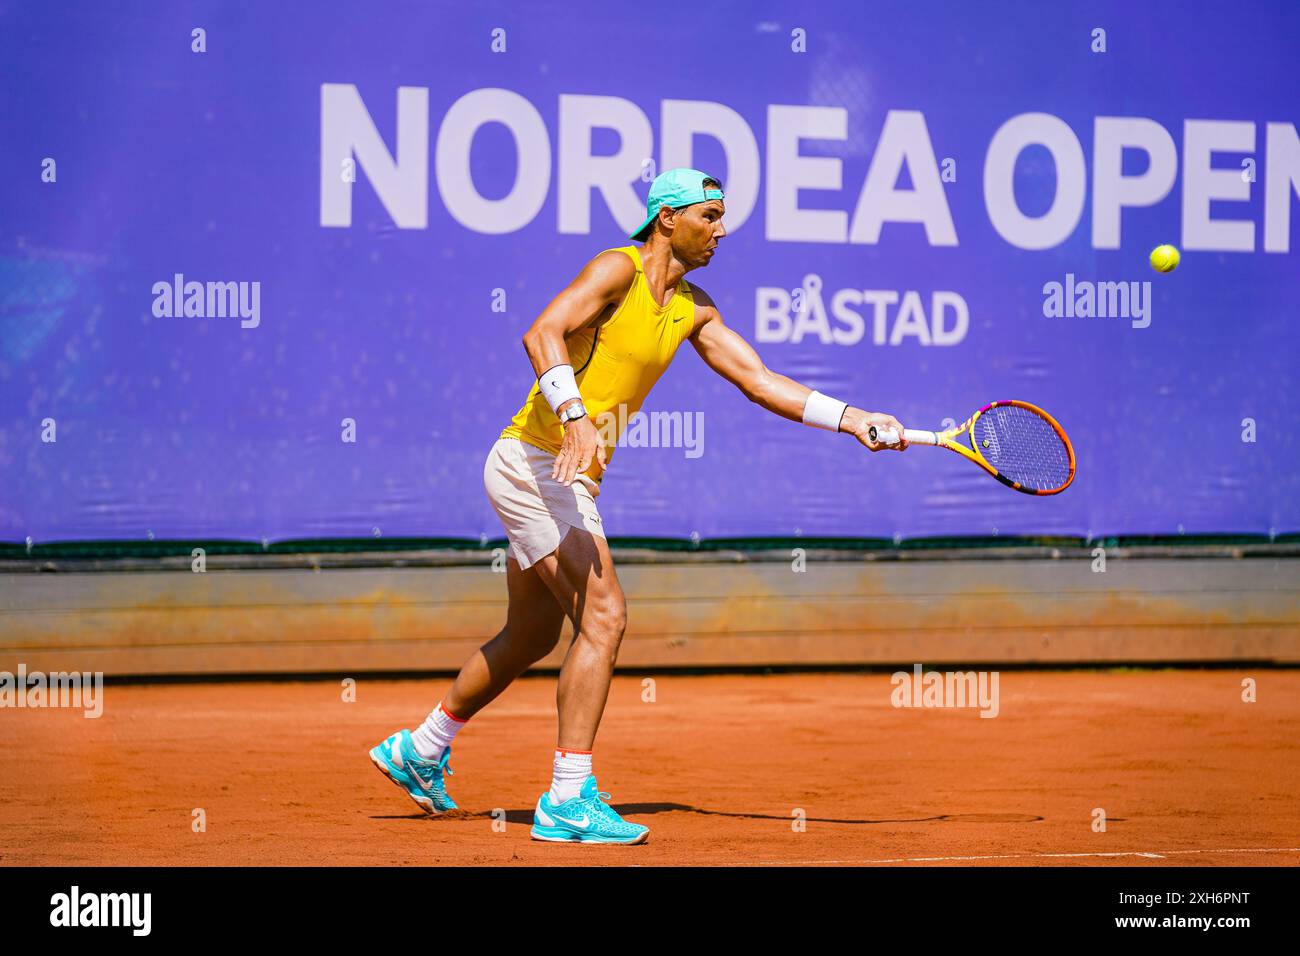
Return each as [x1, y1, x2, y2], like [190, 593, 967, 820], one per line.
[530, 525, 627, 752]
[441, 554, 567, 719]
[527, 524, 647, 844]
[369, 555, 565, 816]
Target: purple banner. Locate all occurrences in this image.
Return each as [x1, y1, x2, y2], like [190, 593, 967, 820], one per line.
[2, 0, 1297, 542]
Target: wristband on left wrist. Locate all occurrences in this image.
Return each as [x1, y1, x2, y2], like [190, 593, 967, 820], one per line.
[559, 400, 588, 425]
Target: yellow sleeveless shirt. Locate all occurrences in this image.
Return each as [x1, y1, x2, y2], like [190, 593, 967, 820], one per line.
[500, 245, 697, 484]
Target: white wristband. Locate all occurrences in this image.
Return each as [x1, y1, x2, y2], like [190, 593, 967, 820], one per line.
[802, 390, 848, 431]
[538, 364, 581, 414]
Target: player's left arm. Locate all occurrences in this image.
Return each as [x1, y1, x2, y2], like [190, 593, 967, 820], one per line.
[687, 287, 907, 452]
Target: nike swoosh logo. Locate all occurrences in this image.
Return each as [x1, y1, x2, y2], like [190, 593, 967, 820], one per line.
[672, 316, 684, 322]
[391, 737, 440, 789]
[553, 813, 591, 829]
[407, 756, 441, 791]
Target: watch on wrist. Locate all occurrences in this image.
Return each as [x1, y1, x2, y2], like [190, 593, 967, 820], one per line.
[559, 401, 588, 425]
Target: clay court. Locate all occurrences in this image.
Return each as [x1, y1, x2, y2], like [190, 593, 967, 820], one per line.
[2, 669, 1297, 867]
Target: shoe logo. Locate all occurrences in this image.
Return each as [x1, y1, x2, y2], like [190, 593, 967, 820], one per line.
[408, 757, 439, 791]
[553, 813, 591, 830]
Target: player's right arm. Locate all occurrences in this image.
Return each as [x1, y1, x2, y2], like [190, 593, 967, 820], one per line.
[521, 250, 636, 485]
[687, 285, 907, 452]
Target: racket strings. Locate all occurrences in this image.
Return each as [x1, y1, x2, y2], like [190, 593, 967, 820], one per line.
[974, 406, 1072, 491]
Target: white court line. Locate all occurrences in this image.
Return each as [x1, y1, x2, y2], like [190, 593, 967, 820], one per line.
[756, 847, 1300, 865]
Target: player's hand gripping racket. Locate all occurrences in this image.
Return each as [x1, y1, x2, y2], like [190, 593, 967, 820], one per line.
[869, 400, 1076, 495]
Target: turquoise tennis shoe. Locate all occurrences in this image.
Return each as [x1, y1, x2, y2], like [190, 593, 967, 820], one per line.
[369, 729, 458, 815]
[531, 775, 648, 844]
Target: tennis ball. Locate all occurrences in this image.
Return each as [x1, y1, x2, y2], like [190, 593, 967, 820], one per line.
[1149, 244, 1180, 273]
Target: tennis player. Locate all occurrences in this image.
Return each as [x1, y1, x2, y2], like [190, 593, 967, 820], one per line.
[370, 168, 908, 844]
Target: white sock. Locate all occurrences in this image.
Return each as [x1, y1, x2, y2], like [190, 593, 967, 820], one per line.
[410, 701, 466, 761]
[549, 749, 593, 803]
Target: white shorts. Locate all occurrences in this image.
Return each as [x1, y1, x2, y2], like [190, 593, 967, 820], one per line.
[483, 437, 606, 569]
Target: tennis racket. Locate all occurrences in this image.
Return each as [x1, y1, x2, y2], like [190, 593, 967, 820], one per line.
[869, 400, 1076, 495]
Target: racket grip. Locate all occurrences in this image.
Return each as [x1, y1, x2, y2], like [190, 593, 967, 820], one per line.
[867, 426, 937, 447]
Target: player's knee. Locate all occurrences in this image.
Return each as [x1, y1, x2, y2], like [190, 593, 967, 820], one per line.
[500, 612, 562, 661]
[508, 621, 562, 660]
[529, 627, 562, 661]
[581, 599, 627, 651]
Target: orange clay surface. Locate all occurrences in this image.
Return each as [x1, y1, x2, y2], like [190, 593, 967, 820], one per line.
[1, 670, 1297, 867]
